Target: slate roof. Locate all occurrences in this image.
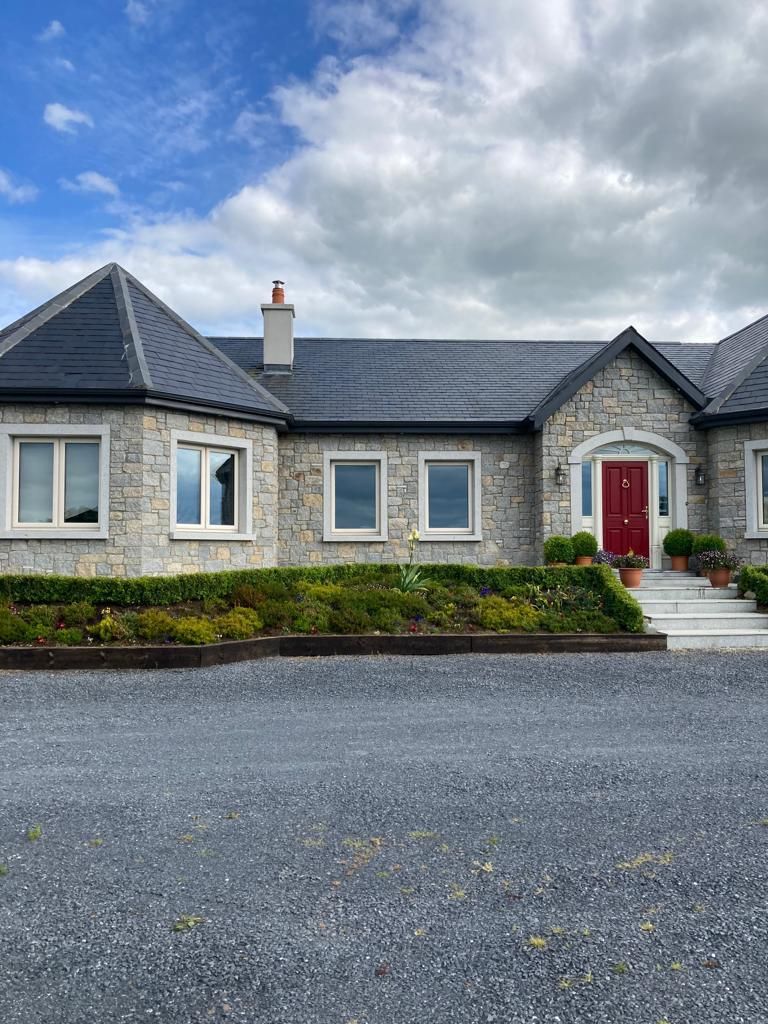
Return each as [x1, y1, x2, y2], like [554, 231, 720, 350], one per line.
[212, 335, 715, 426]
[0, 265, 288, 422]
[1, 262, 766, 428]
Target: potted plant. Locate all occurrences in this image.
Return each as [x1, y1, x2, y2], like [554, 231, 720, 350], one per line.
[696, 549, 743, 589]
[595, 550, 617, 566]
[692, 534, 726, 576]
[543, 536, 574, 566]
[663, 528, 694, 571]
[571, 531, 598, 566]
[613, 551, 650, 589]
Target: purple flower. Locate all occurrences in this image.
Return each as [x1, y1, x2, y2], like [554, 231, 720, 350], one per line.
[479, 586, 492, 597]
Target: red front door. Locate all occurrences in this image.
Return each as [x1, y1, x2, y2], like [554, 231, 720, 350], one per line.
[602, 461, 650, 558]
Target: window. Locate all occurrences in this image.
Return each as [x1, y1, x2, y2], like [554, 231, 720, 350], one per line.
[658, 461, 670, 517]
[418, 452, 481, 540]
[175, 445, 238, 531]
[323, 452, 388, 541]
[581, 462, 593, 518]
[13, 438, 101, 529]
[742, 440, 768, 538]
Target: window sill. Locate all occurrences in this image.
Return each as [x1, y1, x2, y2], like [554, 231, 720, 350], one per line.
[420, 532, 482, 542]
[323, 532, 388, 543]
[744, 531, 768, 541]
[0, 529, 108, 540]
[169, 530, 253, 542]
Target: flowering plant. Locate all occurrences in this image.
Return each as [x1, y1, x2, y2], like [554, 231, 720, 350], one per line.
[594, 550, 617, 565]
[696, 549, 742, 572]
[612, 551, 650, 569]
[395, 528, 434, 593]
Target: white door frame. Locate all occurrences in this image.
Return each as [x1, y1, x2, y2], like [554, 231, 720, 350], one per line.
[568, 428, 689, 569]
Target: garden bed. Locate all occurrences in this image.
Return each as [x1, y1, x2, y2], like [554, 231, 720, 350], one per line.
[0, 563, 645, 658]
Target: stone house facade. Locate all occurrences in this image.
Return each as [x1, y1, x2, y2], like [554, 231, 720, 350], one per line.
[0, 263, 767, 576]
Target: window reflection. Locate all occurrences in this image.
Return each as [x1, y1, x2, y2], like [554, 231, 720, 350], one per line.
[334, 464, 377, 530]
[177, 448, 202, 525]
[209, 451, 235, 526]
[64, 443, 99, 523]
[427, 463, 469, 530]
[18, 443, 54, 523]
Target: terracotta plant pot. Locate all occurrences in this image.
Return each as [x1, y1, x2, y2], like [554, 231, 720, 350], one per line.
[575, 555, 594, 566]
[618, 567, 644, 589]
[708, 568, 732, 589]
[670, 555, 690, 572]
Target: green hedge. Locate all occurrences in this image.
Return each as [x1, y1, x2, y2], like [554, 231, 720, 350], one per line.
[0, 562, 644, 633]
[739, 565, 768, 604]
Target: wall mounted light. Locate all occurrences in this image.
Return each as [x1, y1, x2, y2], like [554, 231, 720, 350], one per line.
[555, 464, 567, 486]
[694, 465, 706, 487]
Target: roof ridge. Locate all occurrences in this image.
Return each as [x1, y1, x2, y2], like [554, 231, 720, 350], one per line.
[122, 271, 290, 417]
[111, 265, 151, 390]
[0, 263, 115, 360]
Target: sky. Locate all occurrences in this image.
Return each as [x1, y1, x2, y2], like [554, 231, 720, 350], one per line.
[0, 0, 767, 341]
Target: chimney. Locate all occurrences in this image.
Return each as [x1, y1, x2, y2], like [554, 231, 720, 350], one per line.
[261, 279, 295, 373]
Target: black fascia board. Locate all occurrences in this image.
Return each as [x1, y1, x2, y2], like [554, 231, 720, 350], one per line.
[528, 328, 708, 428]
[691, 407, 768, 429]
[287, 419, 530, 433]
[0, 389, 289, 428]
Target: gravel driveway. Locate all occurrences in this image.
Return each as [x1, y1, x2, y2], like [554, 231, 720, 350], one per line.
[1, 652, 767, 1024]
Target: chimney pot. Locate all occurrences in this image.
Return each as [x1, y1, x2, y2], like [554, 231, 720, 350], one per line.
[271, 279, 285, 304]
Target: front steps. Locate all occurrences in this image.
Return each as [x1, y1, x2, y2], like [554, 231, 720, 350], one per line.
[632, 571, 768, 650]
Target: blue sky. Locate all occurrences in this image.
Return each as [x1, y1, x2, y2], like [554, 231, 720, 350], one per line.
[1, 1, 767, 341]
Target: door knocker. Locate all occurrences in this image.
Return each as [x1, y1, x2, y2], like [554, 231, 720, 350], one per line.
[621, 478, 630, 489]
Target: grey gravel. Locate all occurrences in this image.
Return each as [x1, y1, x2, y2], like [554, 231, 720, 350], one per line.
[1, 652, 767, 1024]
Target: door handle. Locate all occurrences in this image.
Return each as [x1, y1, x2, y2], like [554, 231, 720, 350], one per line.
[624, 519, 629, 525]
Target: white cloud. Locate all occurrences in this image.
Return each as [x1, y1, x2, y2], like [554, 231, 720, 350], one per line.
[0, 170, 38, 205]
[6, 0, 768, 341]
[43, 102, 94, 134]
[125, 0, 150, 26]
[37, 20, 65, 42]
[54, 57, 75, 72]
[60, 172, 120, 197]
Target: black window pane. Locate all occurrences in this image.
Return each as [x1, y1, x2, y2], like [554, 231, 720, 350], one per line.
[334, 464, 377, 530]
[64, 443, 99, 523]
[428, 463, 469, 529]
[209, 451, 236, 527]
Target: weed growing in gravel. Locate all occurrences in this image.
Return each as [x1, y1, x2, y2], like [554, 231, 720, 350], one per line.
[223, 811, 240, 820]
[87, 838, 104, 848]
[611, 962, 630, 975]
[670, 961, 684, 971]
[527, 936, 548, 950]
[408, 830, 440, 840]
[300, 837, 324, 848]
[616, 851, 674, 870]
[472, 860, 494, 875]
[178, 834, 195, 843]
[172, 914, 204, 932]
[448, 883, 467, 900]
[640, 921, 656, 933]
[0, 863, 8, 876]
[25, 824, 42, 842]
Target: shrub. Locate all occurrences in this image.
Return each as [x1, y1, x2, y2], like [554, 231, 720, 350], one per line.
[539, 610, 618, 633]
[692, 533, 726, 555]
[231, 583, 263, 609]
[215, 608, 263, 639]
[171, 617, 218, 645]
[543, 536, 574, 565]
[54, 627, 85, 646]
[613, 552, 650, 569]
[328, 606, 374, 633]
[571, 531, 598, 557]
[0, 611, 34, 645]
[258, 600, 296, 629]
[663, 529, 694, 557]
[58, 602, 97, 628]
[739, 565, 768, 603]
[475, 596, 542, 632]
[135, 609, 177, 642]
[19, 605, 58, 630]
[87, 610, 129, 643]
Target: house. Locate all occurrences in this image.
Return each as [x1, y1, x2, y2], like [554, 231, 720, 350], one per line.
[0, 262, 765, 578]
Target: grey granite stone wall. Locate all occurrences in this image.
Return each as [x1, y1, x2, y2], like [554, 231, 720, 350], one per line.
[0, 405, 278, 576]
[277, 433, 536, 565]
[706, 423, 768, 563]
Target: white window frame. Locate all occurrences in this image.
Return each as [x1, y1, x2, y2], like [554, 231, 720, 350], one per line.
[744, 439, 768, 538]
[323, 451, 388, 542]
[170, 430, 253, 540]
[0, 424, 109, 539]
[418, 451, 482, 541]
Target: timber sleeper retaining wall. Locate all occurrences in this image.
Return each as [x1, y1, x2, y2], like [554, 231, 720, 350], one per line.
[0, 631, 666, 670]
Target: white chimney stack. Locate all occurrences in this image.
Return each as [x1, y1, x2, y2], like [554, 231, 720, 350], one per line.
[261, 279, 295, 373]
